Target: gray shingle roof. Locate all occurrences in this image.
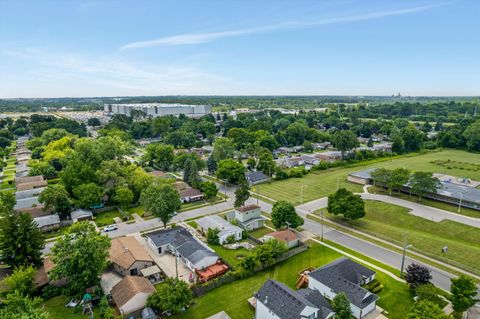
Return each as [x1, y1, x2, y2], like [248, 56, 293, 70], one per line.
[34, 214, 60, 228]
[255, 280, 333, 319]
[70, 209, 93, 220]
[245, 171, 269, 183]
[14, 196, 40, 210]
[309, 257, 378, 308]
[15, 187, 46, 200]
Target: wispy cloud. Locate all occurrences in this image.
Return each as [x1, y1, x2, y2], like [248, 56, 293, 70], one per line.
[120, 3, 449, 50]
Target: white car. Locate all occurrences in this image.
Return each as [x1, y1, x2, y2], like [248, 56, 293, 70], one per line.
[103, 224, 118, 232]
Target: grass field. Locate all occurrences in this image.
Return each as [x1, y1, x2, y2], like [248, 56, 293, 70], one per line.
[177, 242, 414, 319]
[209, 243, 255, 269]
[42, 295, 102, 319]
[317, 200, 480, 275]
[257, 150, 480, 205]
[94, 209, 122, 227]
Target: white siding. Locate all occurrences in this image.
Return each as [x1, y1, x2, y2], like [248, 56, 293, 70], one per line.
[193, 255, 218, 270]
[119, 292, 152, 316]
[256, 300, 281, 319]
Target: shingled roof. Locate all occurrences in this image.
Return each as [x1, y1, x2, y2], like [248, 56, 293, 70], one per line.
[111, 276, 155, 308]
[109, 237, 153, 270]
[256, 280, 333, 319]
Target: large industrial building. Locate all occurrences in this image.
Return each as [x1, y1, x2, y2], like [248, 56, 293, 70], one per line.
[104, 103, 211, 118]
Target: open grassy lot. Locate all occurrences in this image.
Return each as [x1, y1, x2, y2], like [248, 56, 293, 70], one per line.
[42, 295, 102, 319]
[370, 186, 480, 218]
[317, 200, 480, 275]
[257, 150, 480, 205]
[178, 242, 414, 319]
[94, 209, 122, 227]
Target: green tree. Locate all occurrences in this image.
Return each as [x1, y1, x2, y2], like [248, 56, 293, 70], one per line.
[143, 143, 174, 171]
[183, 158, 201, 188]
[200, 181, 218, 199]
[254, 239, 287, 267]
[371, 168, 391, 187]
[234, 181, 250, 207]
[401, 125, 424, 152]
[407, 300, 450, 319]
[147, 278, 193, 315]
[38, 184, 71, 217]
[271, 201, 304, 229]
[1, 265, 36, 296]
[50, 222, 111, 295]
[256, 151, 276, 177]
[450, 275, 477, 314]
[332, 293, 352, 319]
[206, 228, 220, 245]
[328, 188, 365, 220]
[73, 182, 103, 208]
[410, 172, 440, 201]
[207, 155, 217, 174]
[415, 284, 445, 307]
[332, 130, 359, 159]
[463, 120, 480, 152]
[141, 183, 181, 228]
[113, 186, 134, 209]
[216, 159, 245, 184]
[0, 291, 49, 319]
[87, 117, 101, 126]
[0, 209, 44, 267]
[212, 137, 235, 162]
[237, 255, 257, 278]
[388, 168, 411, 194]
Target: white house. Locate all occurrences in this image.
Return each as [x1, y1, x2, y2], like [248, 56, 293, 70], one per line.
[111, 276, 155, 316]
[307, 257, 378, 319]
[255, 279, 334, 319]
[226, 204, 266, 231]
[196, 215, 243, 244]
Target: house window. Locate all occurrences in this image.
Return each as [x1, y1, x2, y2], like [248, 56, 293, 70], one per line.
[158, 246, 162, 254]
[130, 268, 138, 276]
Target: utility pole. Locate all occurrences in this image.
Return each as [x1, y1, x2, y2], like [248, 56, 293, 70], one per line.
[175, 251, 179, 280]
[321, 210, 324, 241]
[400, 234, 412, 278]
[256, 184, 259, 205]
[224, 179, 227, 198]
[458, 192, 463, 213]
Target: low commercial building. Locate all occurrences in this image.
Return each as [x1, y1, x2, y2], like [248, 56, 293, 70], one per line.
[109, 237, 155, 277]
[104, 103, 211, 119]
[226, 205, 266, 231]
[308, 257, 378, 319]
[111, 275, 156, 316]
[196, 215, 243, 244]
[347, 168, 377, 185]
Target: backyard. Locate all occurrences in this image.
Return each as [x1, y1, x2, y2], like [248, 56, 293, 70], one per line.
[316, 200, 480, 275]
[257, 150, 480, 205]
[177, 242, 414, 319]
[42, 295, 102, 319]
[93, 209, 123, 227]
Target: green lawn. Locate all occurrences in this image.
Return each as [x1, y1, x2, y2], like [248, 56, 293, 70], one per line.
[318, 200, 480, 275]
[94, 209, 122, 227]
[370, 186, 479, 218]
[257, 150, 480, 205]
[209, 243, 255, 269]
[177, 242, 414, 319]
[42, 295, 102, 319]
[247, 227, 272, 239]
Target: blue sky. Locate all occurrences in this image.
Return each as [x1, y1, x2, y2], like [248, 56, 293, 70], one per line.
[0, 0, 479, 98]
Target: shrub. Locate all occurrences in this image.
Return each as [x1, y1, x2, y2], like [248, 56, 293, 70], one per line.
[371, 284, 384, 293]
[416, 284, 446, 308]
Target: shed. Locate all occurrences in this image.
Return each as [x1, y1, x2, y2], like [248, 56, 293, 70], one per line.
[70, 209, 94, 222]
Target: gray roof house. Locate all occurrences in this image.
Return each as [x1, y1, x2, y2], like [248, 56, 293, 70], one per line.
[15, 187, 46, 200]
[70, 209, 94, 222]
[34, 214, 60, 232]
[14, 196, 41, 210]
[308, 257, 378, 319]
[145, 227, 219, 271]
[255, 279, 334, 319]
[245, 171, 270, 185]
[196, 215, 243, 244]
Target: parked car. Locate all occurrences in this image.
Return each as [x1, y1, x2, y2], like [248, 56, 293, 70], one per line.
[103, 224, 118, 232]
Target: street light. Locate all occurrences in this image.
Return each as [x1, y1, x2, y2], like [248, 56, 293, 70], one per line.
[400, 242, 413, 278]
[320, 210, 324, 241]
[458, 192, 464, 213]
[300, 185, 306, 205]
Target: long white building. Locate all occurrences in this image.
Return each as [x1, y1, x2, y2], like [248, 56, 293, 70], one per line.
[104, 103, 211, 118]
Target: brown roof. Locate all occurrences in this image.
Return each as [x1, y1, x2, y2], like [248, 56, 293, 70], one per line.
[267, 229, 298, 243]
[109, 237, 153, 270]
[15, 175, 44, 186]
[111, 276, 155, 308]
[236, 204, 260, 213]
[179, 187, 203, 198]
[16, 180, 48, 191]
[15, 205, 50, 218]
[35, 257, 55, 287]
[172, 181, 189, 191]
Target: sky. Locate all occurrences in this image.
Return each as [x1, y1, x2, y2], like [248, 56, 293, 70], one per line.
[0, 0, 479, 98]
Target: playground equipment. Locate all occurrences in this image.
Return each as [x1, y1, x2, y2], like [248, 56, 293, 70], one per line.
[295, 267, 314, 289]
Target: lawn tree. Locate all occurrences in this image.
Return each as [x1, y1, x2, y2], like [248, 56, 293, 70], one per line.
[331, 293, 352, 319]
[212, 137, 236, 162]
[409, 172, 440, 201]
[0, 194, 44, 267]
[254, 239, 287, 268]
[389, 168, 411, 194]
[407, 300, 450, 319]
[50, 222, 111, 295]
[73, 182, 103, 208]
[200, 181, 218, 199]
[463, 119, 480, 152]
[143, 143, 174, 170]
[38, 184, 71, 217]
[401, 125, 424, 152]
[1, 265, 36, 296]
[141, 183, 181, 228]
[0, 291, 49, 319]
[234, 180, 250, 207]
[207, 155, 217, 174]
[332, 130, 359, 159]
[371, 168, 391, 187]
[173, 152, 205, 171]
[147, 278, 193, 315]
[183, 157, 201, 188]
[271, 200, 304, 229]
[206, 228, 220, 245]
[415, 284, 445, 307]
[327, 188, 366, 220]
[237, 256, 257, 278]
[113, 186, 134, 210]
[450, 275, 477, 314]
[256, 151, 276, 177]
[405, 263, 432, 288]
[216, 158, 245, 184]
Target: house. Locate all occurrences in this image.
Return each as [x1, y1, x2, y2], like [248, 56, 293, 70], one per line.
[246, 171, 270, 185]
[14, 196, 41, 210]
[16, 205, 50, 218]
[15, 187, 46, 200]
[179, 187, 204, 203]
[145, 227, 219, 271]
[262, 229, 299, 248]
[292, 145, 304, 153]
[255, 279, 334, 319]
[109, 237, 155, 276]
[196, 215, 243, 244]
[275, 147, 294, 155]
[300, 155, 321, 166]
[148, 170, 173, 178]
[15, 175, 45, 186]
[312, 142, 331, 150]
[35, 257, 66, 288]
[307, 257, 378, 319]
[282, 157, 305, 168]
[314, 151, 342, 162]
[371, 142, 392, 152]
[70, 209, 93, 222]
[226, 204, 266, 231]
[33, 214, 60, 232]
[111, 275, 156, 316]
